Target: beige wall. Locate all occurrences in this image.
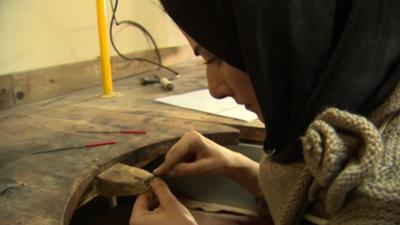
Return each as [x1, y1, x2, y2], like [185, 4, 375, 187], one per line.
[0, 0, 188, 76]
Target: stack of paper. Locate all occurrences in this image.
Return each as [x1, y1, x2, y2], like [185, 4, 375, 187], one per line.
[155, 89, 257, 122]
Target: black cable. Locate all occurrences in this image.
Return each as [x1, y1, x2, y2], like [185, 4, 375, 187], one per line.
[109, 0, 161, 63]
[109, 0, 179, 75]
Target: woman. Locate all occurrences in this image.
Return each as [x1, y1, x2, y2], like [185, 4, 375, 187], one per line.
[130, 1, 400, 225]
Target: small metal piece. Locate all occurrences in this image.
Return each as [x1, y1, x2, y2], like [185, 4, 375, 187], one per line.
[141, 73, 180, 91]
[140, 77, 159, 85]
[31, 146, 83, 155]
[142, 175, 155, 187]
[133, 175, 154, 187]
[267, 149, 276, 157]
[159, 77, 174, 91]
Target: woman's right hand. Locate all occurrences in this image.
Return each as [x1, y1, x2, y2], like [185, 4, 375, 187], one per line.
[154, 130, 263, 196]
[153, 130, 238, 177]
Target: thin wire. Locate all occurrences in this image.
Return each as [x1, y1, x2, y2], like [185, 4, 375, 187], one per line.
[109, 0, 179, 75]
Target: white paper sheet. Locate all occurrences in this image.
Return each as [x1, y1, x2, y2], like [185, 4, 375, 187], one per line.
[155, 89, 258, 122]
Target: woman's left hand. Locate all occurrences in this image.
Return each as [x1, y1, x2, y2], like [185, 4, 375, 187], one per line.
[129, 178, 198, 225]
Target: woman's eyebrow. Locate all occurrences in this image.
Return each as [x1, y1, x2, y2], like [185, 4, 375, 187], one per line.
[193, 45, 201, 56]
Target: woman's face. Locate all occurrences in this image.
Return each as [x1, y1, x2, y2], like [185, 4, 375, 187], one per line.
[184, 34, 264, 122]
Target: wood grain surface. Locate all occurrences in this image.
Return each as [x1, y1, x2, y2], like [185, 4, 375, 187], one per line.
[0, 60, 265, 225]
[0, 46, 195, 110]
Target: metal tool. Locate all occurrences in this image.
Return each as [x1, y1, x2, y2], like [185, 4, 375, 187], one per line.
[32, 141, 116, 155]
[140, 74, 179, 91]
[77, 130, 146, 134]
[156, 75, 174, 91]
[140, 76, 159, 85]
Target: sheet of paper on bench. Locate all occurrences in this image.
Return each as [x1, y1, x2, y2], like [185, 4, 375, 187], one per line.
[155, 89, 258, 122]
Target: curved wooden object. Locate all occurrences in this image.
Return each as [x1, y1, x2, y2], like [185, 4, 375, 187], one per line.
[95, 163, 154, 198]
[0, 106, 239, 225]
[0, 60, 265, 225]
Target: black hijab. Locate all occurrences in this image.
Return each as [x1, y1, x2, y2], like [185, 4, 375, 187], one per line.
[161, 0, 400, 163]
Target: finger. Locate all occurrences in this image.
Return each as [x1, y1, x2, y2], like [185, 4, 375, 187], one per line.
[153, 136, 195, 175]
[130, 192, 151, 225]
[170, 159, 211, 176]
[132, 191, 153, 214]
[150, 178, 178, 206]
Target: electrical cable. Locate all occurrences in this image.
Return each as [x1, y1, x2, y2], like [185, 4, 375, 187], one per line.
[109, 0, 179, 75]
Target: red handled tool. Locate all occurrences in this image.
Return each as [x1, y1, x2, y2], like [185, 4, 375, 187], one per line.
[77, 130, 146, 134]
[32, 141, 116, 155]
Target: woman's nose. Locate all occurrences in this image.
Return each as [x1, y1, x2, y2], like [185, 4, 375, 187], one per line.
[209, 83, 231, 99]
[206, 65, 232, 99]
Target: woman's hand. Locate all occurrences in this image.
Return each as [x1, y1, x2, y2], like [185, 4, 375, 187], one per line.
[130, 178, 197, 225]
[153, 130, 239, 177]
[153, 131, 262, 195]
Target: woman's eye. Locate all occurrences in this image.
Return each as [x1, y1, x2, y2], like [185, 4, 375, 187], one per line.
[194, 46, 221, 65]
[204, 56, 218, 64]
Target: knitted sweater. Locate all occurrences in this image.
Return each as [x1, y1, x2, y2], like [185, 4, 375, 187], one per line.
[259, 83, 400, 225]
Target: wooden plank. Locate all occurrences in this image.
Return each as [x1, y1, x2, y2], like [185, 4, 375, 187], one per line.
[0, 102, 239, 225]
[0, 184, 67, 222]
[0, 107, 240, 177]
[0, 75, 16, 109]
[2, 46, 194, 108]
[1, 206, 58, 225]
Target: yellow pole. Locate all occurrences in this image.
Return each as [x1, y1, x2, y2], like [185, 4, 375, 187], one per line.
[96, 0, 113, 97]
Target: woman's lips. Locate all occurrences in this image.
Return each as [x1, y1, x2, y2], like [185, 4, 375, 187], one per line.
[245, 104, 252, 110]
[236, 100, 254, 112]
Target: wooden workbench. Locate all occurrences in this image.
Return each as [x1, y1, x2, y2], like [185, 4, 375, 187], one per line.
[0, 60, 265, 225]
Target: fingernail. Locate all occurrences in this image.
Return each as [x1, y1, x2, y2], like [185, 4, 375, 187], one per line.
[153, 167, 160, 174]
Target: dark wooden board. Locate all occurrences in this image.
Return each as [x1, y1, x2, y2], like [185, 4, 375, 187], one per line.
[0, 60, 264, 225]
[0, 117, 238, 224]
[32, 60, 265, 141]
[0, 46, 195, 109]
